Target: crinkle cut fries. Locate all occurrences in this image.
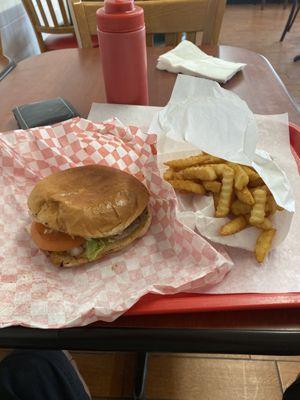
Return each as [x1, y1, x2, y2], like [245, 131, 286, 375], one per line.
[164, 153, 282, 263]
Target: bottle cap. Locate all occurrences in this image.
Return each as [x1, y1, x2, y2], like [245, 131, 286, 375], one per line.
[97, 0, 144, 33]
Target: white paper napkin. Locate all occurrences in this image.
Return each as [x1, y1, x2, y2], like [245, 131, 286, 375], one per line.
[157, 40, 246, 83]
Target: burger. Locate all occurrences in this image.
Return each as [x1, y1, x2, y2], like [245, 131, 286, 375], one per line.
[27, 165, 151, 267]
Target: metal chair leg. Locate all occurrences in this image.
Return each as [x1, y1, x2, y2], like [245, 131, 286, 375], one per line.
[133, 352, 149, 400]
[280, 0, 297, 41]
[0, 59, 16, 81]
[288, 5, 300, 31]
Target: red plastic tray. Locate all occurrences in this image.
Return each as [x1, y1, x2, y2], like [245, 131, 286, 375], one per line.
[126, 123, 300, 316]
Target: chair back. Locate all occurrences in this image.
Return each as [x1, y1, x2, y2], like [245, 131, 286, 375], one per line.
[68, 0, 226, 47]
[22, 0, 74, 50]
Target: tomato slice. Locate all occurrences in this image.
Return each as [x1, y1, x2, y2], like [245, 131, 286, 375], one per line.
[30, 222, 85, 252]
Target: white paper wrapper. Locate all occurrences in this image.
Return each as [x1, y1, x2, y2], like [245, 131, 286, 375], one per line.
[89, 103, 161, 133]
[150, 75, 295, 253]
[153, 74, 258, 165]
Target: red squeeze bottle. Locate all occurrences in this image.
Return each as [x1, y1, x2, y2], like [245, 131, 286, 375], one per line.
[97, 0, 149, 105]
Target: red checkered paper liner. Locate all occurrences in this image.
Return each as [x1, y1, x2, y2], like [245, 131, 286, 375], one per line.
[0, 117, 232, 328]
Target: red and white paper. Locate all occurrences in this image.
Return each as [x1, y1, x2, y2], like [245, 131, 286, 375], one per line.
[0, 117, 232, 328]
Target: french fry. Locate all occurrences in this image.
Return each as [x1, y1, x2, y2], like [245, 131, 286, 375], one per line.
[198, 155, 224, 165]
[182, 166, 217, 181]
[163, 168, 174, 181]
[235, 187, 255, 206]
[163, 169, 185, 181]
[213, 193, 220, 210]
[164, 154, 223, 171]
[203, 181, 222, 193]
[231, 200, 252, 216]
[172, 171, 185, 180]
[277, 205, 284, 211]
[168, 180, 206, 195]
[255, 228, 276, 263]
[248, 178, 265, 188]
[255, 218, 273, 230]
[245, 214, 273, 230]
[215, 167, 234, 217]
[219, 216, 248, 236]
[244, 213, 250, 222]
[230, 164, 249, 190]
[242, 166, 261, 182]
[249, 189, 267, 225]
[211, 163, 229, 177]
[249, 185, 269, 194]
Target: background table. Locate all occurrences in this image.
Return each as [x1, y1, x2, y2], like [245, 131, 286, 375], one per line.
[1, 45, 299, 131]
[0, 46, 300, 354]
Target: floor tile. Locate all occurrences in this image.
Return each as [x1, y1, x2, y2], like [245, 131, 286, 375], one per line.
[277, 361, 300, 391]
[145, 355, 282, 400]
[122, 353, 136, 397]
[251, 355, 300, 361]
[91, 398, 124, 400]
[70, 352, 126, 398]
[220, 4, 300, 105]
[122, 353, 251, 398]
[174, 353, 250, 359]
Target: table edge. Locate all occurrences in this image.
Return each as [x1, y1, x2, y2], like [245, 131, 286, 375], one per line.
[0, 326, 300, 354]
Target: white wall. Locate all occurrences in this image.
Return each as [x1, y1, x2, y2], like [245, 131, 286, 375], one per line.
[0, 0, 40, 62]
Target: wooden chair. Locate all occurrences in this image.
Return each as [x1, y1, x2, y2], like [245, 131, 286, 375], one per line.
[0, 33, 16, 81]
[280, 0, 300, 41]
[22, 0, 80, 52]
[68, 0, 226, 48]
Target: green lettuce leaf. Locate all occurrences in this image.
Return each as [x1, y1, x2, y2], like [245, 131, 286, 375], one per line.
[85, 239, 106, 261]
